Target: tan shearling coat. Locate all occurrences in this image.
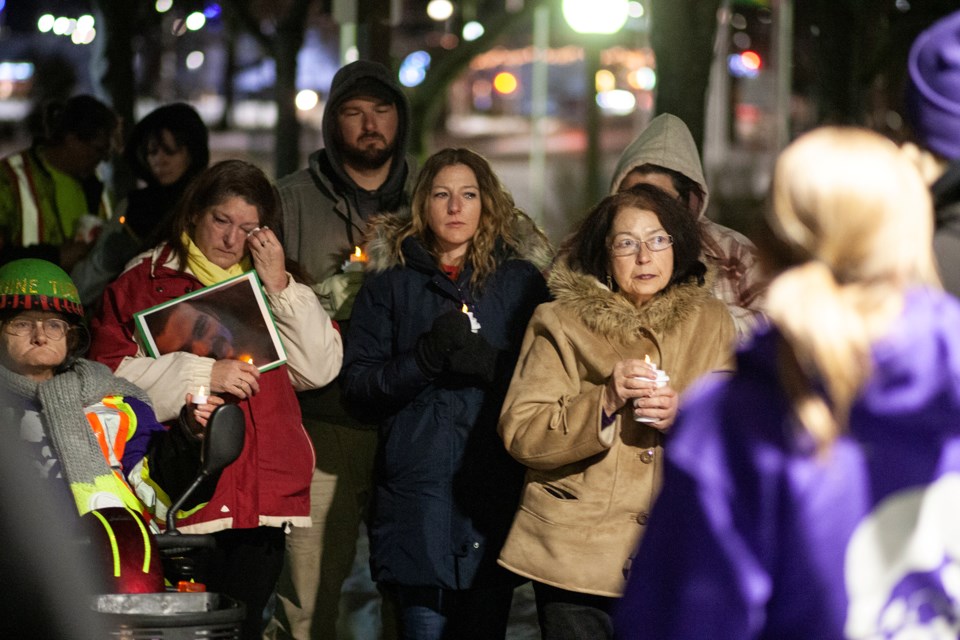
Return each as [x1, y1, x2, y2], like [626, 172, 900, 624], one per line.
[497, 261, 736, 597]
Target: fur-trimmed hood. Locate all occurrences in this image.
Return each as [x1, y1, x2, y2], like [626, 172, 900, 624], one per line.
[362, 210, 555, 274]
[547, 258, 714, 342]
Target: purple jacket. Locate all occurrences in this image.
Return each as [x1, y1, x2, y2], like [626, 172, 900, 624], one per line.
[615, 287, 960, 640]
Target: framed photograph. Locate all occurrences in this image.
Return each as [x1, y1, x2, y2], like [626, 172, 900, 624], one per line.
[134, 271, 287, 372]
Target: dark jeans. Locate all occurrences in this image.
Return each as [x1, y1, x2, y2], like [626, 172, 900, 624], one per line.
[207, 527, 286, 640]
[533, 581, 616, 640]
[384, 583, 515, 640]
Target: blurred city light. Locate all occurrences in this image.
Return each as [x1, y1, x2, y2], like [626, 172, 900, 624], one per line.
[203, 3, 222, 19]
[185, 51, 204, 69]
[77, 15, 95, 32]
[53, 17, 70, 35]
[463, 21, 484, 41]
[0, 62, 33, 82]
[493, 71, 518, 95]
[296, 90, 319, 111]
[37, 14, 54, 32]
[426, 0, 454, 21]
[71, 27, 96, 45]
[156, 0, 173, 12]
[597, 89, 636, 115]
[562, 0, 628, 34]
[399, 50, 431, 88]
[628, 66, 656, 90]
[627, 1, 644, 18]
[595, 68, 615, 92]
[185, 12, 206, 31]
[728, 50, 761, 78]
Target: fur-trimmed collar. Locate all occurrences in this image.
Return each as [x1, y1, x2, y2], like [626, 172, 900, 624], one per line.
[363, 211, 554, 274]
[547, 259, 714, 341]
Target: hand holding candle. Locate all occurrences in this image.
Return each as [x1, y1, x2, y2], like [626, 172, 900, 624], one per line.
[634, 355, 670, 423]
[461, 304, 481, 333]
[185, 386, 225, 436]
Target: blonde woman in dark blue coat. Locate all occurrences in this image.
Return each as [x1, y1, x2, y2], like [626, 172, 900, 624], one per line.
[341, 148, 553, 640]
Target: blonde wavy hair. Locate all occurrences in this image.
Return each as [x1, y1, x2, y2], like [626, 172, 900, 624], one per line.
[392, 148, 533, 290]
[765, 127, 939, 448]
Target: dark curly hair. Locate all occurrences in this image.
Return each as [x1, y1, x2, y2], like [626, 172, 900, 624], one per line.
[562, 183, 705, 291]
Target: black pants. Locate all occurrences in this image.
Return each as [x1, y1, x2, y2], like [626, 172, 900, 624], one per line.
[206, 527, 286, 640]
[383, 583, 515, 640]
[533, 581, 616, 640]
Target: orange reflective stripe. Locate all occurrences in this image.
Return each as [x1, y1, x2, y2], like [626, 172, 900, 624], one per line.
[85, 412, 112, 463]
[102, 396, 130, 462]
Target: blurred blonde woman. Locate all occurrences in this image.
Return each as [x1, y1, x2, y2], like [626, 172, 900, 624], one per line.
[614, 127, 960, 640]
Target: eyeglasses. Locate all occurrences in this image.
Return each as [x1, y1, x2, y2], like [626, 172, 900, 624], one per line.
[3, 318, 71, 340]
[610, 235, 674, 257]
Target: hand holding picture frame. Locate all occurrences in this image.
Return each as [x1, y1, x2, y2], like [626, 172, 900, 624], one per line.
[134, 271, 287, 372]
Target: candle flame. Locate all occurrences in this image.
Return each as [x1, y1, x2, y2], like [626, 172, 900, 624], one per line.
[118, 215, 126, 225]
[644, 354, 651, 364]
[240, 355, 254, 364]
[354, 246, 362, 258]
[462, 304, 468, 313]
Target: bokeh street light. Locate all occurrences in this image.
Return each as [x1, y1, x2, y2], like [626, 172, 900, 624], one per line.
[562, 0, 629, 206]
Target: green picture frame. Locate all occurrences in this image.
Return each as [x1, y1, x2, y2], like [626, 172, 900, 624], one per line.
[133, 271, 287, 372]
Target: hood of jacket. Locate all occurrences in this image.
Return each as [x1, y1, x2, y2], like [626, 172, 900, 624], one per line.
[547, 258, 714, 343]
[362, 210, 555, 275]
[318, 60, 410, 205]
[609, 113, 709, 219]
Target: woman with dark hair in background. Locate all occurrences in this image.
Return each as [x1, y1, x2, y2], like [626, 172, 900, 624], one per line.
[89, 159, 342, 639]
[72, 102, 210, 307]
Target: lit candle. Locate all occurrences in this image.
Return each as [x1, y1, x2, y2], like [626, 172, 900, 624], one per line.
[343, 246, 368, 273]
[461, 304, 481, 333]
[193, 385, 209, 405]
[239, 354, 254, 365]
[635, 355, 669, 423]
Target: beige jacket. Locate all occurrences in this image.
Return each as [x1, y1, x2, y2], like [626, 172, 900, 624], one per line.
[610, 113, 767, 340]
[497, 261, 735, 597]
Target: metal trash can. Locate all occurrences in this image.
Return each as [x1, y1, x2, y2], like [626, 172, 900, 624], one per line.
[91, 592, 245, 639]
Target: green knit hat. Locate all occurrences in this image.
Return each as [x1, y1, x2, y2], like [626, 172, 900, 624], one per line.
[0, 259, 84, 321]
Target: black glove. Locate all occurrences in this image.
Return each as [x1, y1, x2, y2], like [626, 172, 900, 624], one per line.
[447, 334, 500, 384]
[415, 309, 474, 377]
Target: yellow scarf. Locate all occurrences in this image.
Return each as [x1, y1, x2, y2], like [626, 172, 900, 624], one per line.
[181, 232, 251, 286]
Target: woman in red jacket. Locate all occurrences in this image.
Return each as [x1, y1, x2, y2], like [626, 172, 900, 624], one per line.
[89, 160, 343, 640]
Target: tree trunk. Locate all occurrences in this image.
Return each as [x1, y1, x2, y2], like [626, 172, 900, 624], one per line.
[274, 0, 312, 178]
[90, 0, 138, 201]
[649, 0, 722, 151]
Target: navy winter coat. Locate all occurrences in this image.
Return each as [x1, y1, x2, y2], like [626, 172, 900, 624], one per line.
[341, 232, 550, 589]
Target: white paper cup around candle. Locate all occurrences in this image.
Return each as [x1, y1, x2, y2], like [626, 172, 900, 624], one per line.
[633, 369, 669, 423]
[193, 386, 209, 405]
[461, 304, 481, 333]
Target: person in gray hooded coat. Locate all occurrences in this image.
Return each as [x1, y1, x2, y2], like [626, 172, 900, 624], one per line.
[270, 59, 416, 639]
[610, 113, 767, 339]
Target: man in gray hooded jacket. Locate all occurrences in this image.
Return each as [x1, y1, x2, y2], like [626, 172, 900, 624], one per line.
[271, 59, 415, 640]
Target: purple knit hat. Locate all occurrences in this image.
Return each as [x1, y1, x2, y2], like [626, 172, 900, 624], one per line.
[906, 10, 960, 160]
